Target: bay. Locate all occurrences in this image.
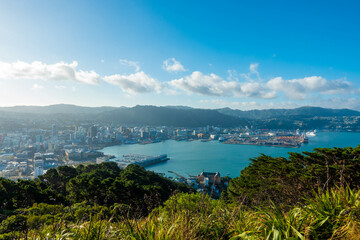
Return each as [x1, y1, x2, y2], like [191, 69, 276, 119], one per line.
[100, 132, 360, 178]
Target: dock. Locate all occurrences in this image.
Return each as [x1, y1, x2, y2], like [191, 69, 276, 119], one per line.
[114, 154, 169, 168]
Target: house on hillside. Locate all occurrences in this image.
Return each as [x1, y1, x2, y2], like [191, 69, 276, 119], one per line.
[197, 171, 221, 186]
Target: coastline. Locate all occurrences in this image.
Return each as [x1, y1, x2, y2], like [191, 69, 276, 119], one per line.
[95, 130, 360, 153]
[223, 141, 301, 148]
[98, 132, 360, 178]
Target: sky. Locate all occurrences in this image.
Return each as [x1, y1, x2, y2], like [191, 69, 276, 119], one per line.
[0, 0, 359, 110]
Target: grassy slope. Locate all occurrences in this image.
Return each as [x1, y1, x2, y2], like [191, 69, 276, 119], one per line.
[1, 188, 359, 240]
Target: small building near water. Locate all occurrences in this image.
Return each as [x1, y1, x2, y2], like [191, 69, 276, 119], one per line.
[197, 171, 221, 186]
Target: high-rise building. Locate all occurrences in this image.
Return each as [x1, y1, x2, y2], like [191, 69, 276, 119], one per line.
[34, 159, 44, 178]
[35, 135, 44, 143]
[89, 126, 98, 138]
[51, 124, 58, 142]
[140, 130, 149, 139]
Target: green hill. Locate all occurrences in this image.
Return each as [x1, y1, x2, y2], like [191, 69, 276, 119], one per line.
[217, 106, 360, 119]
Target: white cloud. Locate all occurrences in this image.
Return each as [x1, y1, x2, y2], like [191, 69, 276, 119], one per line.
[168, 63, 356, 101]
[237, 62, 261, 81]
[103, 71, 161, 94]
[240, 82, 276, 99]
[163, 58, 186, 72]
[1, 59, 357, 108]
[316, 97, 360, 110]
[0, 60, 99, 85]
[169, 71, 276, 99]
[249, 63, 259, 74]
[227, 69, 238, 81]
[322, 79, 353, 94]
[169, 71, 234, 96]
[31, 83, 44, 90]
[119, 59, 140, 72]
[267, 76, 353, 100]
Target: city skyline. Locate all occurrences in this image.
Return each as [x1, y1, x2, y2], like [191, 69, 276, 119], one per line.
[1, 0, 360, 110]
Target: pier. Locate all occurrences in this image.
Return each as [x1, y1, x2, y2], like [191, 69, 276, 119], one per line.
[114, 154, 169, 168]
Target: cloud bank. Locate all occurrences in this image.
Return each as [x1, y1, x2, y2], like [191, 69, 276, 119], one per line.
[0, 61, 99, 84]
[168, 71, 276, 99]
[103, 71, 161, 94]
[119, 59, 140, 72]
[168, 63, 355, 101]
[267, 76, 353, 100]
[0, 60, 357, 109]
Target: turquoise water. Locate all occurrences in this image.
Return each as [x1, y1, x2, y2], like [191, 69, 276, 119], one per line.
[100, 132, 360, 178]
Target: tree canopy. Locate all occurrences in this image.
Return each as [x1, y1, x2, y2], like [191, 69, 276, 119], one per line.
[227, 145, 360, 207]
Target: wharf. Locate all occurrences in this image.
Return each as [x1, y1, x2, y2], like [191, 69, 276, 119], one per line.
[115, 154, 169, 168]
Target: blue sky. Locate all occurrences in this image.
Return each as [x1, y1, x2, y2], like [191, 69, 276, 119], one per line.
[0, 0, 359, 110]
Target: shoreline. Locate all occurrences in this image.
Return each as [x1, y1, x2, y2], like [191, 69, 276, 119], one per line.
[222, 141, 301, 148]
[96, 130, 360, 153]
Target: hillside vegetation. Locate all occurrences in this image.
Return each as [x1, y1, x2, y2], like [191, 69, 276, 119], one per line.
[0, 105, 245, 127]
[1, 146, 360, 239]
[217, 106, 360, 119]
[1, 104, 360, 129]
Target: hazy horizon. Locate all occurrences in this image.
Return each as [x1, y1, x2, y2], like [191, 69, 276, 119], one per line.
[0, 103, 359, 112]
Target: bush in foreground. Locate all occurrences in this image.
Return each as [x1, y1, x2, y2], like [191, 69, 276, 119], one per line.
[1, 188, 359, 240]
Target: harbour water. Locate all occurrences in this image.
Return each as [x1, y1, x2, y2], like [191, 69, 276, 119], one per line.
[100, 132, 360, 178]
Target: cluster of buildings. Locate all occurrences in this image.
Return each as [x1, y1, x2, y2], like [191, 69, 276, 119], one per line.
[0, 120, 312, 181]
[165, 170, 227, 198]
[222, 129, 310, 148]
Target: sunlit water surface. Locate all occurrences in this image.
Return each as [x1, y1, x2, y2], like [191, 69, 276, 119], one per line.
[100, 132, 360, 177]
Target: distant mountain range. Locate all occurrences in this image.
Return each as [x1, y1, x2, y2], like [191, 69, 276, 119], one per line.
[0, 104, 243, 127]
[217, 106, 360, 119]
[95, 105, 244, 127]
[0, 104, 118, 115]
[0, 104, 359, 128]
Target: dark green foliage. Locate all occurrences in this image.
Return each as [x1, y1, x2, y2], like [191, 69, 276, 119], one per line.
[228, 154, 308, 206]
[218, 106, 360, 119]
[0, 178, 54, 210]
[0, 215, 27, 234]
[1, 146, 360, 239]
[227, 145, 360, 207]
[0, 178, 17, 210]
[99, 105, 245, 127]
[0, 162, 192, 218]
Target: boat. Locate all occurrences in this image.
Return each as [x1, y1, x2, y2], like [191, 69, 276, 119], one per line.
[306, 131, 316, 137]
